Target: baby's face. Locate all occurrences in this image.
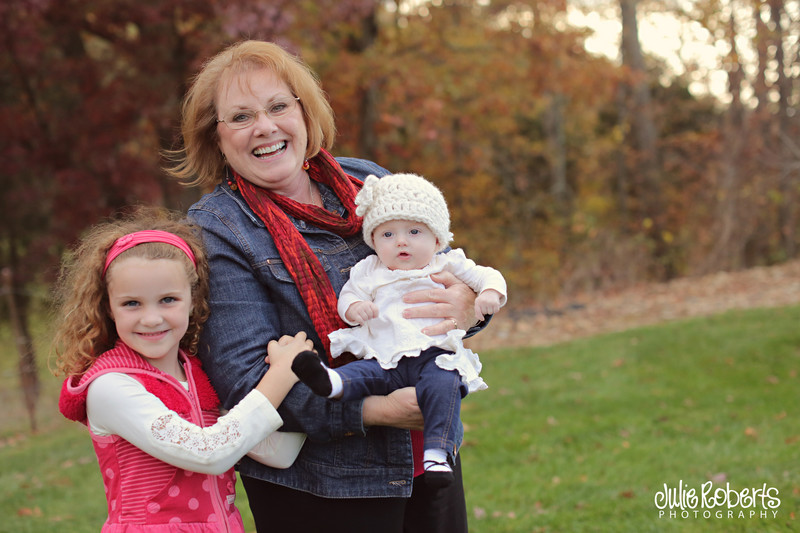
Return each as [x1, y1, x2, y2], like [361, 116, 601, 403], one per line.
[372, 220, 438, 270]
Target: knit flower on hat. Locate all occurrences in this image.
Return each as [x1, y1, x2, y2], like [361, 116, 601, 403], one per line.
[355, 175, 380, 217]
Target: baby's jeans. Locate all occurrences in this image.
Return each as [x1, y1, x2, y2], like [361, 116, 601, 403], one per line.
[336, 347, 468, 459]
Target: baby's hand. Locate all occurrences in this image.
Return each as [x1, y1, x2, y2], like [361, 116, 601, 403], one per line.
[345, 301, 379, 325]
[265, 331, 315, 371]
[474, 289, 502, 321]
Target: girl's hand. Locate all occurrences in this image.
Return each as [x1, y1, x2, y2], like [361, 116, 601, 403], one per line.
[257, 332, 314, 407]
[362, 387, 424, 431]
[265, 331, 315, 379]
[345, 300, 379, 325]
[401, 271, 477, 336]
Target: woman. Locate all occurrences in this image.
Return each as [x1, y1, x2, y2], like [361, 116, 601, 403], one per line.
[167, 40, 484, 533]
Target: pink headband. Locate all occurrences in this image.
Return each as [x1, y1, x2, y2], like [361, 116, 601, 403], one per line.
[103, 230, 197, 276]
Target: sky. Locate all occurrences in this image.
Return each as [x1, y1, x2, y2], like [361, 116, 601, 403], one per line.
[567, 7, 731, 100]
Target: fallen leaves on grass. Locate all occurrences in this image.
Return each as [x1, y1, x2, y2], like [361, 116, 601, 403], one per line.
[0, 433, 28, 449]
[473, 507, 521, 520]
[466, 259, 800, 351]
[709, 472, 727, 484]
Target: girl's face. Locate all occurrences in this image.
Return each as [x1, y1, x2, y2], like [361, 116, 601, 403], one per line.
[372, 220, 439, 271]
[215, 68, 308, 196]
[106, 256, 192, 378]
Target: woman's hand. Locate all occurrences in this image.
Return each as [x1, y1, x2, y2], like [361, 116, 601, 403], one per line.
[401, 271, 478, 336]
[362, 387, 424, 431]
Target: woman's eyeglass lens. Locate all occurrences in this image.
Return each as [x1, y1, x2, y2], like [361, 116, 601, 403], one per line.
[217, 97, 300, 130]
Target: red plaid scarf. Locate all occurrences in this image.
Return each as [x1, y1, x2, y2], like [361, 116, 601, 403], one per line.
[233, 149, 362, 367]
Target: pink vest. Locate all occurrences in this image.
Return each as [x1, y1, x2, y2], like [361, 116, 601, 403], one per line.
[59, 342, 245, 533]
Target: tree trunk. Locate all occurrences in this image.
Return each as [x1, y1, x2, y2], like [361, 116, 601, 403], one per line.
[619, 0, 671, 278]
[770, 0, 797, 259]
[545, 91, 572, 261]
[546, 91, 569, 212]
[2, 267, 39, 433]
[753, 4, 770, 115]
[354, 6, 380, 160]
[707, 6, 747, 272]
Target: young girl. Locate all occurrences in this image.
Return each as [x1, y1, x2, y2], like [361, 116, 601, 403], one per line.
[292, 173, 507, 488]
[53, 207, 313, 532]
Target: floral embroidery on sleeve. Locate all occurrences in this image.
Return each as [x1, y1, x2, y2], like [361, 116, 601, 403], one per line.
[151, 413, 242, 456]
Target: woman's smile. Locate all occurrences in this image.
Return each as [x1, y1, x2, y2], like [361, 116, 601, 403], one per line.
[253, 141, 287, 158]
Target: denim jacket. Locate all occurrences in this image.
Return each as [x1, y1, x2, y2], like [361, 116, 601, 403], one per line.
[188, 157, 465, 498]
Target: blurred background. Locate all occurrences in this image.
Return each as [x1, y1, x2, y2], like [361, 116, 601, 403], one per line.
[1, 0, 798, 433]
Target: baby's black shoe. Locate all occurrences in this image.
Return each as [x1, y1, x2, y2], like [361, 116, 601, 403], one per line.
[292, 351, 333, 397]
[423, 459, 454, 488]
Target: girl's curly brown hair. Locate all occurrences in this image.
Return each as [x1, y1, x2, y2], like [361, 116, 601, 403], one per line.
[51, 206, 210, 378]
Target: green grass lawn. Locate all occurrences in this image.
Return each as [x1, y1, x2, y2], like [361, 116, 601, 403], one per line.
[2, 306, 799, 532]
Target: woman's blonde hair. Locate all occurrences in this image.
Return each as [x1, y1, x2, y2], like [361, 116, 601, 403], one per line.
[51, 206, 210, 378]
[165, 40, 336, 189]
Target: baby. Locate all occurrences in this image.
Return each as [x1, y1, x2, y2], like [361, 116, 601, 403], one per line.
[293, 173, 507, 487]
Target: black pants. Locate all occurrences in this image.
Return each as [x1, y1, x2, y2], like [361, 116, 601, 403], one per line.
[241, 454, 468, 533]
[403, 454, 468, 533]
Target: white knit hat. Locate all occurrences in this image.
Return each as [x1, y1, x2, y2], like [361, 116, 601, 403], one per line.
[356, 173, 453, 252]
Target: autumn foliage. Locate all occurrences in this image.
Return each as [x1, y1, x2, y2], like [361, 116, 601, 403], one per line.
[2, 0, 798, 305]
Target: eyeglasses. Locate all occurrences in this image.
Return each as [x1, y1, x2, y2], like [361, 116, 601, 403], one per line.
[216, 97, 300, 130]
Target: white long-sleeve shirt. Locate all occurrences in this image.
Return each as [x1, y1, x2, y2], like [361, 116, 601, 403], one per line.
[86, 372, 302, 474]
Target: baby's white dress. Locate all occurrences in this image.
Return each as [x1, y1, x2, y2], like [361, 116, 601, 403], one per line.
[329, 248, 507, 393]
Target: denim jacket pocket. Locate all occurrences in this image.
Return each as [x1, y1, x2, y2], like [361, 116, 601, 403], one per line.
[264, 254, 332, 283]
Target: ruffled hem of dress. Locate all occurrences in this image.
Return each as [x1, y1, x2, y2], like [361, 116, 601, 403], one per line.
[434, 343, 488, 394]
[329, 329, 487, 393]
